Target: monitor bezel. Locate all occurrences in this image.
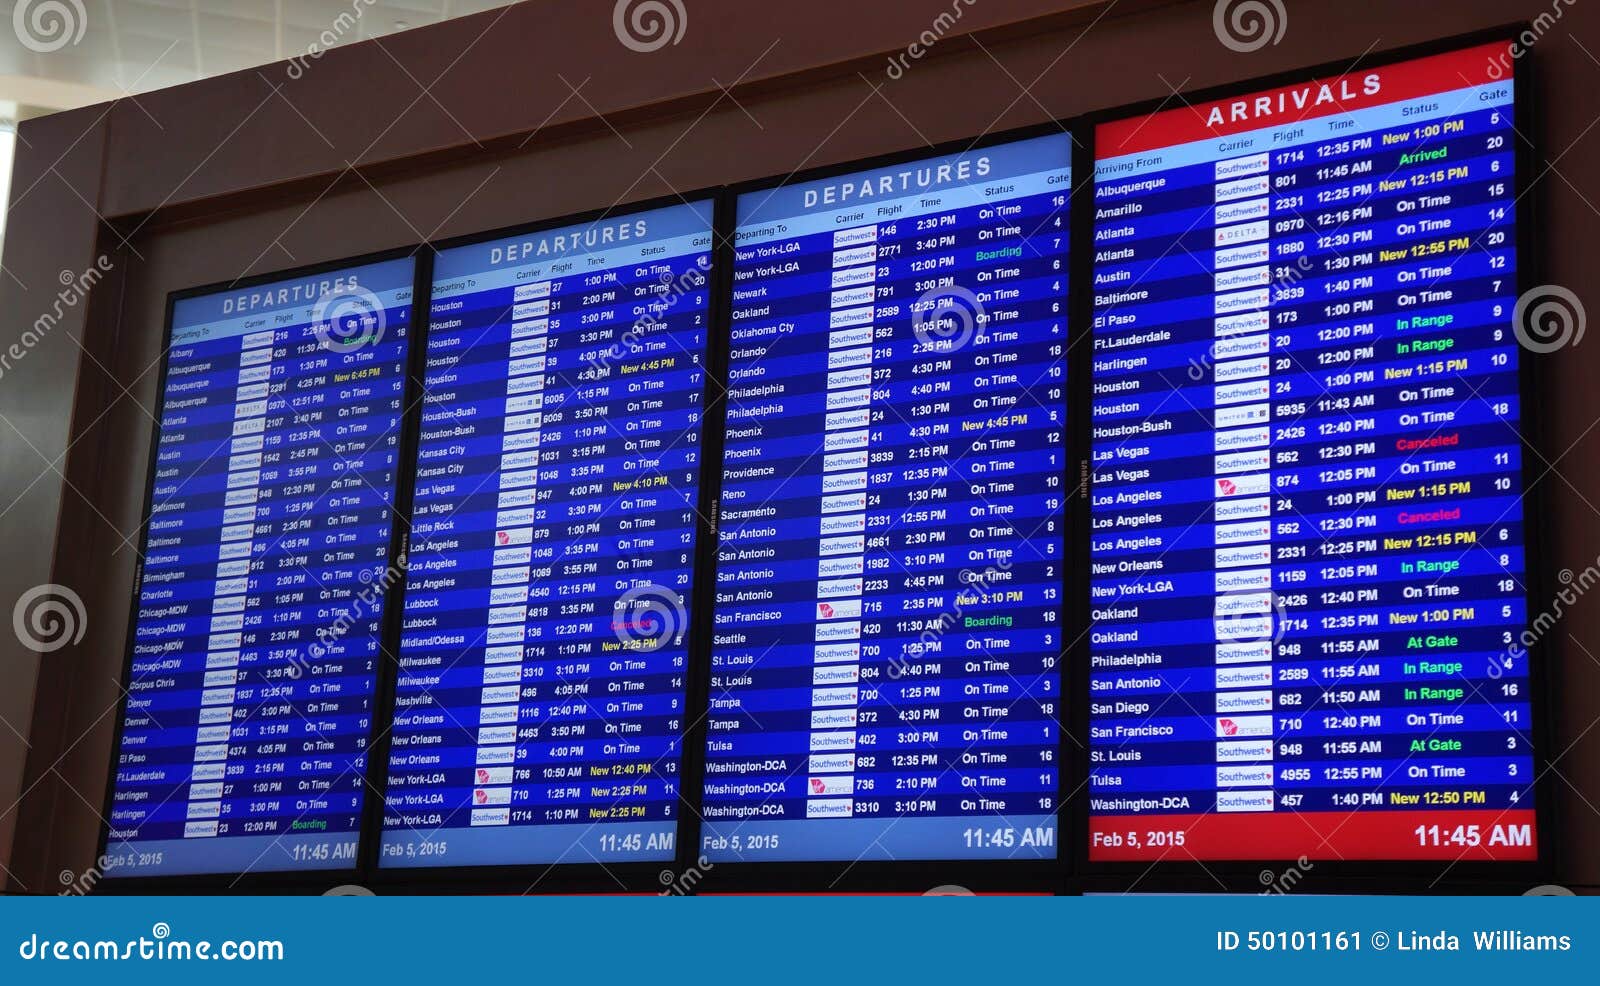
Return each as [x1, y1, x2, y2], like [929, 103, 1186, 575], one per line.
[94, 245, 429, 892]
[684, 120, 1080, 896]
[1071, 24, 1555, 893]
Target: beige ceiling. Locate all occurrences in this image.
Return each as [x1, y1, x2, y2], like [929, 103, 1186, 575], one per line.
[0, 0, 522, 114]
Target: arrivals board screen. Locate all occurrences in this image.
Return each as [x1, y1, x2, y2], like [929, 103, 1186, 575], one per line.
[702, 133, 1071, 863]
[105, 257, 417, 878]
[381, 201, 715, 868]
[1087, 43, 1535, 861]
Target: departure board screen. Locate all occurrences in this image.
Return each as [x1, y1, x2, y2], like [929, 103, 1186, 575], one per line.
[105, 257, 416, 878]
[701, 133, 1071, 863]
[381, 201, 714, 869]
[1087, 43, 1534, 861]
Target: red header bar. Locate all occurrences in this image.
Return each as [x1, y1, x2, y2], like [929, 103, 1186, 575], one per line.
[1097, 42, 1509, 159]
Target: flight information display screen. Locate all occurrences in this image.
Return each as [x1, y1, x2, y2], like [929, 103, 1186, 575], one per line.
[105, 257, 416, 877]
[381, 201, 715, 869]
[1087, 43, 1535, 861]
[701, 133, 1071, 863]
